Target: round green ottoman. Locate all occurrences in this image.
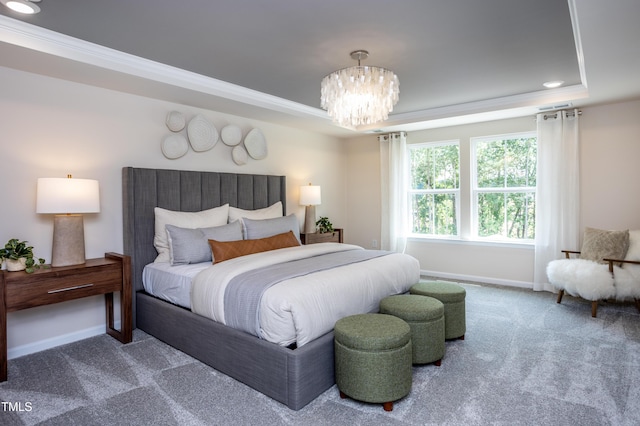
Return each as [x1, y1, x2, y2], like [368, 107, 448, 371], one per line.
[380, 294, 445, 365]
[410, 281, 466, 340]
[334, 313, 412, 411]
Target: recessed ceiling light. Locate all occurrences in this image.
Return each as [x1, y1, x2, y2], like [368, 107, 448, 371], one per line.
[543, 80, 564, 89]
[1, 0, 41, 14]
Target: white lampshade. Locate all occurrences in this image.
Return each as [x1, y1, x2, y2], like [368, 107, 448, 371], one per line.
[36, 177, 100, 267]
[299, 185, 321, 206]
[37, 177, 100, 214]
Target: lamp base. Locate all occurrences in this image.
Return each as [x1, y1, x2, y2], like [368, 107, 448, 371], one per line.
[304, 205, 317, 234]
[51, 214, 86, 267]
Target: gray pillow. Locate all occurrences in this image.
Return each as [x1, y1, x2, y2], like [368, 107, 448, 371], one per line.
[242, 214, 301, 243]
[166, 221, 243, 265]
[580, 227, 629, 264]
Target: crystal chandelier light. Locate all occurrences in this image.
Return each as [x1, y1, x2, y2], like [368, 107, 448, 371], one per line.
[321, 50, 399, 128]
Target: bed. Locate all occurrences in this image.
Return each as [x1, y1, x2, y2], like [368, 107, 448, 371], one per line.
[122, 166, 419, 410]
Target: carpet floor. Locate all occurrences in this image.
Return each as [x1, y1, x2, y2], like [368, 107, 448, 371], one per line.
[1, 283, 639, 425]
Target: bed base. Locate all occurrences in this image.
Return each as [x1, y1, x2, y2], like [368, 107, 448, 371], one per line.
[136, 291, 335, 410]
[123, 167, 336, 410]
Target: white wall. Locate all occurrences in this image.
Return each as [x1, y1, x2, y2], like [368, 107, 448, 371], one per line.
[346, 99, 640, 287]
[0, 66, 347, 357]
[579, 100, 640, 229]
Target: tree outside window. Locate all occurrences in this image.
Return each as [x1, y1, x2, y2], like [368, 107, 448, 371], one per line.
[472, 133, 537, 240]
[408, 142, 460, 237]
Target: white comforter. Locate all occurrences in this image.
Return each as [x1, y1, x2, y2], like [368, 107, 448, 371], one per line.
[191, 243, 420, 347]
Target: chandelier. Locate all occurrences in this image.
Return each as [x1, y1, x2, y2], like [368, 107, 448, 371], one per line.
[321, 50, 399, 128]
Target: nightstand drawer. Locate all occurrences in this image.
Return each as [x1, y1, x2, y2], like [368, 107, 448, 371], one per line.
[300, 228, 343, 245]
[310, 232, 341, 243]
[5, 263, 121, 311]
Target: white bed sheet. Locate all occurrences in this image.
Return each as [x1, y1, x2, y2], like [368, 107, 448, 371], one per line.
[142, 261, 209, 308]
[191, 243, 420, 347]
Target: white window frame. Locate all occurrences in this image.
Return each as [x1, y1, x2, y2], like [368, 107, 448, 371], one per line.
[470, 131, 537, 243]
[407, 140, 460, 238]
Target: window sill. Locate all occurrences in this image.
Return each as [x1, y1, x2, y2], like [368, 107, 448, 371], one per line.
[407, 235, 534, 250]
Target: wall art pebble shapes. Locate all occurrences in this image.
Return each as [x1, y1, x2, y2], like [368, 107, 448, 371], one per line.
[161, 111, 267, 165]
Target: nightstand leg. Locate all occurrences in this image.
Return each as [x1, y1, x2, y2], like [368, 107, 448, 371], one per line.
[1, 318, 6, 382]
[1, 274, 6, 382]
[105, 292, 132, 344]
[104, 252, 132, 344]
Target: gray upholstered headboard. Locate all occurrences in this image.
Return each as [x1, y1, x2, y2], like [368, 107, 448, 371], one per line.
[122, 167, 286, 323]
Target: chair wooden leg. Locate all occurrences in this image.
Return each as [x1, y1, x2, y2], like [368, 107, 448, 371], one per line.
[591, 301, 598, 318]
[556, 290, 564, 304]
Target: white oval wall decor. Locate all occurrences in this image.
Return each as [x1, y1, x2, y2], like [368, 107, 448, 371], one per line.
[232, 145, 249, 165]
[221, 124, 242, 146]
[244, 128, 267, 160]
[187, 114, 218, 152]
[166, 111, 186, 132]
[161, 134, 189, 159]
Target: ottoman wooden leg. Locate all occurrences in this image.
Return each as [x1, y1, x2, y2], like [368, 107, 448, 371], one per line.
[341, 390, 396, 412]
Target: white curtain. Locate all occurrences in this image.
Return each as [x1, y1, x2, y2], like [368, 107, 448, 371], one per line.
[533, 109, 580, 291]
[379, 132, 408, 253]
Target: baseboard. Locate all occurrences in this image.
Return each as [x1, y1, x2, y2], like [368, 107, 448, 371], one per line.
[8, 320, 122, 360]
[420, 269, 533, 289]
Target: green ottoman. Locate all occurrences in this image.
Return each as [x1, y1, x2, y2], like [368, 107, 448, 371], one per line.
[334, 313, 412, 411]
[380, 294, 445, 365]
[410, 281, 466, 340]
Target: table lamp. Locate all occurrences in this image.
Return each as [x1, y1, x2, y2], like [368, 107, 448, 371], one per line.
[36, 176, 100, 267]
[299, 183, 321, 234]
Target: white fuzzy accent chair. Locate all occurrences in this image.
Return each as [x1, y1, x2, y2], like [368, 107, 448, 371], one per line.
[547, 229, 640, 317]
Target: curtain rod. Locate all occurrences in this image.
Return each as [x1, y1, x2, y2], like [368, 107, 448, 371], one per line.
[537, 109, 582, 120]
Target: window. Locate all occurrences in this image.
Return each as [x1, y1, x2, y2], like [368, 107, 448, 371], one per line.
[408, 141, 460, 237]
[472, 133, 537, 241]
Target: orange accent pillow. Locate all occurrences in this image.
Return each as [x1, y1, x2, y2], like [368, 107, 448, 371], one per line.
[208, 230, 300, 264]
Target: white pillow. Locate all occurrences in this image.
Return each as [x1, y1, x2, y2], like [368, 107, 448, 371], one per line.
[228, 201, 283, 223]
[625, 230, 640, 261]
[154, 204, 229, 262]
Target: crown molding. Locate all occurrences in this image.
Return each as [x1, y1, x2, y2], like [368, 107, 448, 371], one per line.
[0, 15, 329, 120]
[362, 84, 589, 132]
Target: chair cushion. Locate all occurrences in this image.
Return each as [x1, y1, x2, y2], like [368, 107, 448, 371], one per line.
[547, 258, 615, 300]
[580, 227, 629, 264]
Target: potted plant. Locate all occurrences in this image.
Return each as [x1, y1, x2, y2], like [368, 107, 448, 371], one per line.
[0, 238, 47, 273]
[316, 217, 334, 234]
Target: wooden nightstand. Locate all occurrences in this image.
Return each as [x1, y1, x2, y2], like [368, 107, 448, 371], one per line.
[300, 228, 343, 245]
[0, 252, 132, 382]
